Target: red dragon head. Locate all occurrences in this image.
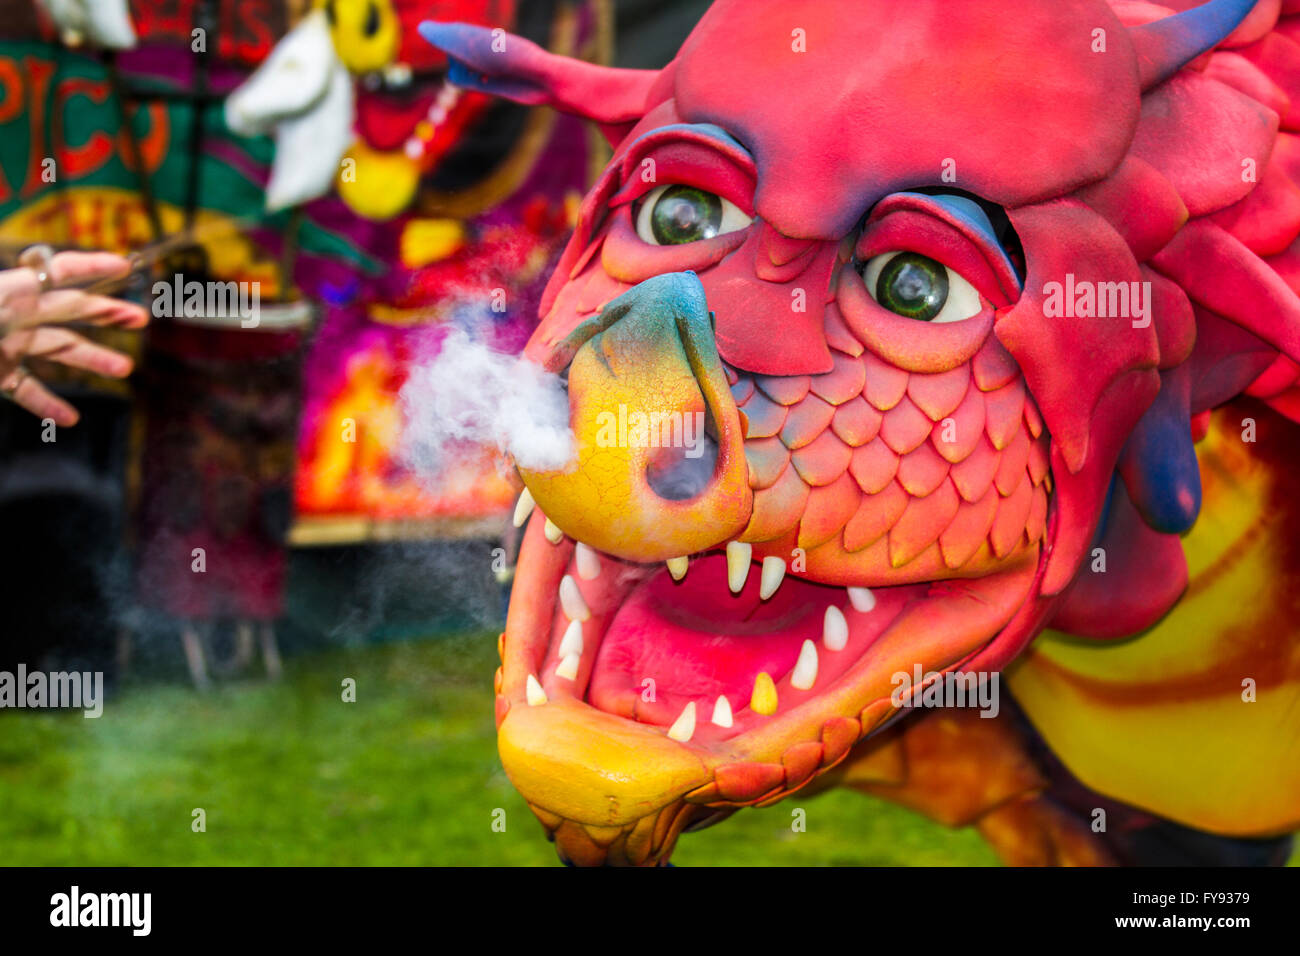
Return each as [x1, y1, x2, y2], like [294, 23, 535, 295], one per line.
[420, 0, 1300, 864]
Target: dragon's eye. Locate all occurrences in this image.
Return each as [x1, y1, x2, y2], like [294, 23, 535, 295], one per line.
[858, 252, 983, 323]
[636, 184, 752, 246]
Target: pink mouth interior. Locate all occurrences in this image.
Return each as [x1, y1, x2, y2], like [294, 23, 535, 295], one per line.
[536, 549, 926, 746]
[591, 557, 923, 737]
[517, 495, 1042, 760]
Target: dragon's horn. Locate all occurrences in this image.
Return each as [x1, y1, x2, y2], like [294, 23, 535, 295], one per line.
[418, 22, 658, 144]
[1129, 0, 1259, 90]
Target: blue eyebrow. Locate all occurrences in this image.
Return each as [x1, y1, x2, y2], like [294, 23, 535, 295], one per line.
[893, 192, 1022, 288]
[627, 123, 753, 160]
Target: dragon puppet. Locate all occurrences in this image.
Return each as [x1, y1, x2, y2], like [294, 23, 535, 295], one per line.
[418, 0, 1300, 866]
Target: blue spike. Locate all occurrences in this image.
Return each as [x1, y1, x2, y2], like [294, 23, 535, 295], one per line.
[418, 22, 542, 102]
[1130, 0, 1258, 90]
[1117, 367, 1201, 534]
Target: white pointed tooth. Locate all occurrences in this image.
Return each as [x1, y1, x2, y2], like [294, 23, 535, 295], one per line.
[555, 653, 580, 681]
[790, 639, 819, 691]
[666, 556, 689, 581]
[847, 586, 876, 613]
[525, 674, 547, 706]
[759, 556, 787, 600]
[711, 695, 733, 728]
[512, 488, 535, 528]
[543, 517, 563, 544]
[558, 619, 583, 658]
[726, 541, 753, 593]
[574, 542, 601, 580]
[559, 574, 590, 622]
[823, 605, 849, 651]
[667, 701, 696, 743]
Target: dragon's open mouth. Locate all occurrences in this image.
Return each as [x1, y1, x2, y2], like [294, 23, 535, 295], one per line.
[529, 542, 1038, 743]
[498, 509, 1042, 864]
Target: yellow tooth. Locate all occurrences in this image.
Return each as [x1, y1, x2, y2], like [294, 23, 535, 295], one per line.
[759, 556, 786, 600]
[726, 541, 753, 593]
[574, 542, 601, 580]
[667, 701, 696, 743]
[711, 695, 733, 728]
[750, 671, 778, 715]
[666, 556, 689, 581]
[544, 517, 563, 544]
[559, 574, 590, 622]
[525, 674, 547, 706]
[512, 488, 535, 528]
[555, 653, 580, 681]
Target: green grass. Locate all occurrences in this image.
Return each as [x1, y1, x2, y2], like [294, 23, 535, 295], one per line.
[0, 635, 1283, 866]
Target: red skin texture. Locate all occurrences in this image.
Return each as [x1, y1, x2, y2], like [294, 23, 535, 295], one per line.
[424, 3, 1300, 850]
[672, 1, 1140, 239]
[421, 0, 1300, 650]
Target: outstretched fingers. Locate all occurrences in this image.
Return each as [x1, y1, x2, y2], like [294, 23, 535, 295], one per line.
[23, 326, 135, 377]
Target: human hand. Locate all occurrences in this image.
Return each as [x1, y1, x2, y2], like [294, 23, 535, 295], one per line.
[0, 247, 150, 426]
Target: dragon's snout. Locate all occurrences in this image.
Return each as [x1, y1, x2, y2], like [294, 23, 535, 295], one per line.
[518, 273, 753, 561]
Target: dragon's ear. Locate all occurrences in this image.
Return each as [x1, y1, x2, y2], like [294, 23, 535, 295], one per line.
[418, 22, 657, 143]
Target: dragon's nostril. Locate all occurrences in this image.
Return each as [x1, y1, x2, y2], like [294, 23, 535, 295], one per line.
[646, 430, 719, 501]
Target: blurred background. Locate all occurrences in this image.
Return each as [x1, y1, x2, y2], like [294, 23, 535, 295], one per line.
[0, 0, 1213, 866]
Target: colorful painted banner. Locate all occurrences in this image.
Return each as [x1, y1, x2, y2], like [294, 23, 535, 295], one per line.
[0, 0, 610, 544]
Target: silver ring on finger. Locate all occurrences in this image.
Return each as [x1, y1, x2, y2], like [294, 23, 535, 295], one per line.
[20, 244, 55, 292]
[1, 364, 31, 400]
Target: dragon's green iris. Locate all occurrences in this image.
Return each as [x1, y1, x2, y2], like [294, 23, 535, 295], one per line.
[874, 252, 950, 321]
[649, 185, 723, 245]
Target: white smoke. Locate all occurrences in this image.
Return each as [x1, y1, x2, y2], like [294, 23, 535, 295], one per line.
[400, 328, 576, 477]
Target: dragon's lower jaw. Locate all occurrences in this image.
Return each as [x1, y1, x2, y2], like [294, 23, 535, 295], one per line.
[495, 515, 1040, 865]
